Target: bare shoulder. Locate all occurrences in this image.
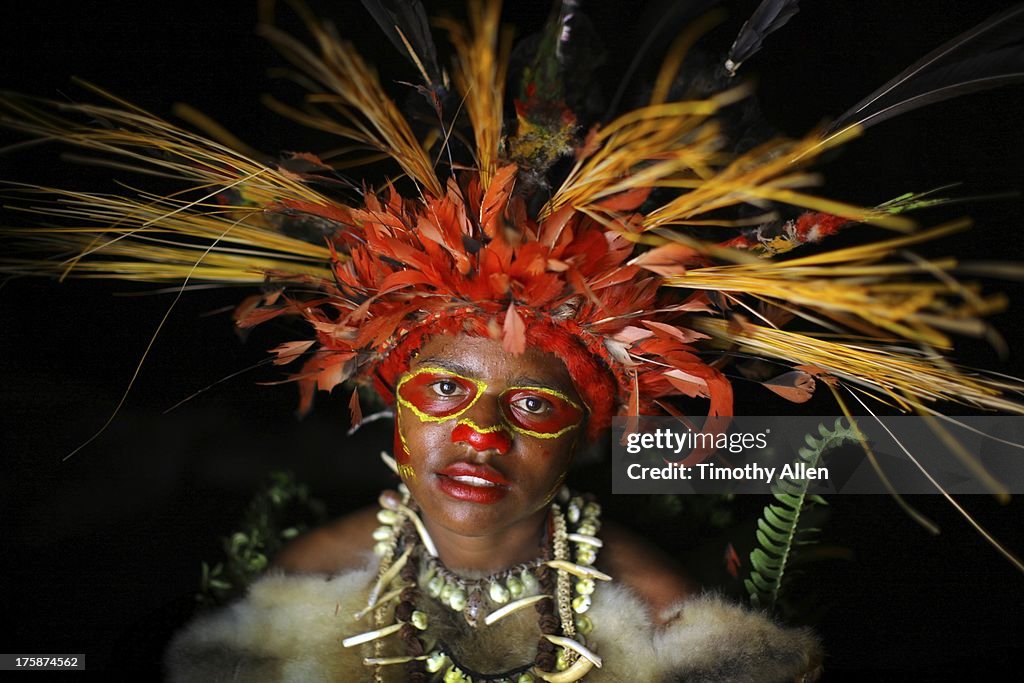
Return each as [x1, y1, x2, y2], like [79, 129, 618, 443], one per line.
[598, 520, 698, 624]
[273, 505, 379, 575]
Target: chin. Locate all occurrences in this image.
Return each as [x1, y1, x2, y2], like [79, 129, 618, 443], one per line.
[418, 487, 533, 537]
[433, 496, 514, 530]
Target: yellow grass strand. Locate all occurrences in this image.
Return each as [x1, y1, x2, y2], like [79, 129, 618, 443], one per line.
[693, 318, 1024, 414]
[438, 0, 510, 188]
[259, 16, 442, 195]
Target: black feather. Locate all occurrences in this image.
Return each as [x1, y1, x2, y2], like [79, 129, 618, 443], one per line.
[553, 0, 581, 63]
[359, 0, 444, 90]
[826, 4, 1024, 134]
[725, 0, 801, 76]
[603, 0, 721, 120]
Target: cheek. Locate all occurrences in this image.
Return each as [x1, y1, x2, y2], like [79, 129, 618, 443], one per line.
[519, 439, 574, 511]
[518, 434, 576, 486]
[395, 407, 449, 475]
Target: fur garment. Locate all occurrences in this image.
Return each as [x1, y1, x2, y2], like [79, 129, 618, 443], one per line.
[166, 561, 821, 682]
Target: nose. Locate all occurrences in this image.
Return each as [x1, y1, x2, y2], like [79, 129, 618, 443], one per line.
[452, 392, 513, 454]
[451, 419, 512, 455]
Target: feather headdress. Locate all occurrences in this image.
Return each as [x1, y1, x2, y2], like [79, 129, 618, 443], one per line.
[3, 0, 1024, 439]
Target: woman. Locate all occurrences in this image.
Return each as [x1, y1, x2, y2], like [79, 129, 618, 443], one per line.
[166, 329, 822, 682]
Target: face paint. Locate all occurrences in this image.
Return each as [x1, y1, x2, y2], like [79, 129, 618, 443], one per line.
[501, 386, 584, 439]
[394, 406, 412, 465]
[451, 419, 512, 454]
[393, 334, 583, 539]
[396, 367, 487, 467]
[395, 369, 584, 470]
[397, 367, 485, 421]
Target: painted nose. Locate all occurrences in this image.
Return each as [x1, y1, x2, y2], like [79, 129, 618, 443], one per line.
[451, 420, 512, 455]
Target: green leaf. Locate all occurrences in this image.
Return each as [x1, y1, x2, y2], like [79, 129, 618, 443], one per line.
[751, 547, 783, 571]
[757, 517, 790, 543]
[195, 471, 326, 608]
[764, 506, 792, 530]
[755, 528, 784, 553]
[749, 571, 775, 592]
[775, 478, 803, 496]
[773, 491, 799, 506]
[769, 503, 795, 522]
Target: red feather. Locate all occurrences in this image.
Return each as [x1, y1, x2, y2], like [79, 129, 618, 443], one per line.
[630, 243, 707, 277]
[349, 387, 363, 427]
[480, 165, 517, 239]
[642, 320, 710, 344]
[725, 543, 742, 579]
[502, 303, 526, 354]
[593, 187, 652, 212]
[270, 340, 316, 365]
[762, 370, 816, 403]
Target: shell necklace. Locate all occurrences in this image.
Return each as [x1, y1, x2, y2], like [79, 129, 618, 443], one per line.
[343, 483, 609, 682]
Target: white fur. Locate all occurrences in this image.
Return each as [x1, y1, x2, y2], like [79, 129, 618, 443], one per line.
[166, 569, 820, 682]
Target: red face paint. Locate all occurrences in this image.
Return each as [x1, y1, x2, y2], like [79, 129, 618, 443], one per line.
[501, 387, 584, 438]
[451, 421, 512, 454]
[397, 369, 482, 420]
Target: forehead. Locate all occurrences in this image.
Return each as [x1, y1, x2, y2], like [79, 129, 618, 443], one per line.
[411, 334, 577, 393]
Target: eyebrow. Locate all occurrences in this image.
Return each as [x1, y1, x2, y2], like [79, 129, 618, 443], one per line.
[413, 357, 476, 377]
[509, 375, 568, 393]
[414, 358, 574, 394]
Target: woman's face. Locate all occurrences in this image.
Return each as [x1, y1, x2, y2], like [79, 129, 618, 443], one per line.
[394, 333, 585, 538]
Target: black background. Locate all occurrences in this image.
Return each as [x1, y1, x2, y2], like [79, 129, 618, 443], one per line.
[2, 1, 1023, 679]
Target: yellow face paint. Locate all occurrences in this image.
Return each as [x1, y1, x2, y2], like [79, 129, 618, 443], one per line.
[450, 419, 513, 454]
[394, 404, 413, 466]
[395, 371, 584, 465]
[396, 367, 487, 423]
[500, 385, 584, 439]
[454, 419, 507, 433]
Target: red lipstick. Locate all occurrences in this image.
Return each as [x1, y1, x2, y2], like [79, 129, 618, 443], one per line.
[435, 462, 511, 504]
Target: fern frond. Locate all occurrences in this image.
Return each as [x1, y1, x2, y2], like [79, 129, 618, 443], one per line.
[745, 418, 859, 610]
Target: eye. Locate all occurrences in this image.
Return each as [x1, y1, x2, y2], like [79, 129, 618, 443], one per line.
[431, 379, 466, 397]
[512, 394, 552, 415]
[501, 387, 583, 436]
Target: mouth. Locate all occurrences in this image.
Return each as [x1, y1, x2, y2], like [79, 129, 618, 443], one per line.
[449, 474, 501, 487]
[438, 462, 512, 486]
[435, 463, 511, 504]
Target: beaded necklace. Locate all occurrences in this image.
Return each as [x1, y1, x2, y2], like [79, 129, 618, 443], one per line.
[343, 486, 608, 682]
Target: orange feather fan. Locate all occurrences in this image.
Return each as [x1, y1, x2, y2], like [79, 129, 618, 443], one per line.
[2, 0, 1022, 444]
